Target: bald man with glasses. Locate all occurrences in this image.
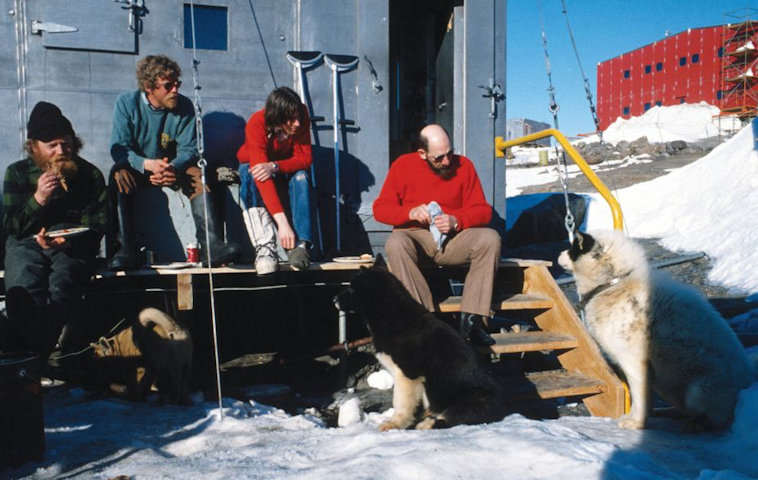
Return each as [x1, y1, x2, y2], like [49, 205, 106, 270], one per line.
[373, 124, 501, 346]
[108, 54, 241, 270]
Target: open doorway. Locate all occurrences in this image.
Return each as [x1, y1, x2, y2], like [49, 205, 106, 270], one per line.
[389, 0, 460, 160]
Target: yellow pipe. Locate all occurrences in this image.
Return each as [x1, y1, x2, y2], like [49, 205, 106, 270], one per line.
[496, 129, 624, 231]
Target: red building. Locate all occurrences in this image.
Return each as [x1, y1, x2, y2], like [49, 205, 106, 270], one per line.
[596, 23, 758, 131]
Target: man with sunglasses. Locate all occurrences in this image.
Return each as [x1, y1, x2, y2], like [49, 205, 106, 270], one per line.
[373, 124, 501, 346]
[108, 54, 241, 270]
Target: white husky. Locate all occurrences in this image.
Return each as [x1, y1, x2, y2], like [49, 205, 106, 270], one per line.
[558, 230, 757, 430]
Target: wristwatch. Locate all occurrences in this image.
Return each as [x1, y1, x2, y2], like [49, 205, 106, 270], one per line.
[272, 162, 280, 173]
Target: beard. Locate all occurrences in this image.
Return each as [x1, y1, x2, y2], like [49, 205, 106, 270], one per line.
[52, 157, 79, 178]
[162, 95, 179, 110]
[425, 159, 453, 179]
[33, 153, 79, 179]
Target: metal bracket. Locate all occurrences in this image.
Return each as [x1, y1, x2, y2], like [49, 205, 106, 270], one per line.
[114, 0, 146, 32]
[30, 20, 78, 35]
[478, 78, 505, 118]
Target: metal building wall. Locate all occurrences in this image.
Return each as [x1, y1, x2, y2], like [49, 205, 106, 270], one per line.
[2, 0, 507, 258]
[596, 26, 723, 130]
[1, 0, 390, 257]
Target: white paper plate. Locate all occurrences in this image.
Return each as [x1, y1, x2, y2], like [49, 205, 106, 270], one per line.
[332, 255, 374, 264]
[45, 226, 90, 238]
[150, 262, 198, 270]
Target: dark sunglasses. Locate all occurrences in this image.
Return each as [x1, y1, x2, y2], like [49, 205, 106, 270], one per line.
[158, 80, 182, 91]
[427, 149, 453, 163]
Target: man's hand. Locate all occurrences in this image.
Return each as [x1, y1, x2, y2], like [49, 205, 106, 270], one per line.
[144, 158, 177, 187]
[408, 204, 431, 225]
[35, 227, 66, 250]
[272, 212, 296, 250]
[34, 171, 62, 206]
[113, 167, 137, 194]
[250, 162, 276, 182]
[433, 214, 458, 235]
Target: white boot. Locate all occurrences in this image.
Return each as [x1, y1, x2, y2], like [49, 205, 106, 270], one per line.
[243, 207, 279, 275]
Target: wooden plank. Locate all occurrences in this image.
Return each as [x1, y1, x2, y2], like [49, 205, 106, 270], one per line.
[485, 331, 578, 354]
[176, 273, 193, 311]
[506, 370, 606, 401]
[438, 293, 554, 313]
[88, 257, 552, 278]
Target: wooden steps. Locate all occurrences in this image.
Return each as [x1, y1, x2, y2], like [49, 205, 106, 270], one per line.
[507, 370, 606, 401]
[438, 292, 554, 313]
[486, 331, 578, 355]
[430, 262, 627, 419]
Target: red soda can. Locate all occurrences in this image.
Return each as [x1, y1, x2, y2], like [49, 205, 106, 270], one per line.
[186, 243, 200, 263]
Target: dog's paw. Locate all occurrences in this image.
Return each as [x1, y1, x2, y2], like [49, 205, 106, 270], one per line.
[379, 420, 403, 431]
[414, 417, 437, 430]
[618, 414, 646, 430]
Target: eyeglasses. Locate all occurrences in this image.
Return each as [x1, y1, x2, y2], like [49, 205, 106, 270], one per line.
[157, 80, 182, 91]
[427, 149, 453, 163]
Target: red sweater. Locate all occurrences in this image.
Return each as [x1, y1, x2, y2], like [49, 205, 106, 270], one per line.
[236, 108, 312, 214]
[373, 152, 492, 230]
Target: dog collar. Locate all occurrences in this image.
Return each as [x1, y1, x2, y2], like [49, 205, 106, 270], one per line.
[576, 277, 621, 311]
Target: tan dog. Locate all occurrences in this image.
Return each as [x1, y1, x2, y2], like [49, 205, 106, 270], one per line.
[92, 308, 193, 403]
[559, 230, 757, 430]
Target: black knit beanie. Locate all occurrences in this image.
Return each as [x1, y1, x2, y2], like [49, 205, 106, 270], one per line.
[27, 101, 75, 141]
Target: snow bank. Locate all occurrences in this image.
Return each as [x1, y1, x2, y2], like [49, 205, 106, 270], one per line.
[590, 102, 737, 145]
[586, 124, 758, 293]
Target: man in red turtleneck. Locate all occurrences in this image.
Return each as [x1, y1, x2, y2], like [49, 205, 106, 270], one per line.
[373, 124, 501, 346]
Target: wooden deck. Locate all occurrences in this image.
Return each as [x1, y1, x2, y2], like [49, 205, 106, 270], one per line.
[79, 258, 553, 311]
[93, 257, 551, 277]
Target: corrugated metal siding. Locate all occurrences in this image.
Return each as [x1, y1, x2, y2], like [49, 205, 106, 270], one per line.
[597, 26, 723, 130]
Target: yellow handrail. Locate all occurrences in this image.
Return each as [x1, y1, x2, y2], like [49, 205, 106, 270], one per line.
[496, 129, 624, 231]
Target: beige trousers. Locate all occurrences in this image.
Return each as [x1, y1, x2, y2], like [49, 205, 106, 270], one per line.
[384, 227, 501, 317]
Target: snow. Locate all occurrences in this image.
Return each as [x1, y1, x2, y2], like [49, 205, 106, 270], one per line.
[337, 395, 364, 427]
[5, 103, 758, 480]
[507, 103, 758, 294]
[589, 102, 732, 145]
[505, 101, 741, 171]
[9, 382, 758, 480]
[584, 124, 758, 293]
[366, 369, 394, 390]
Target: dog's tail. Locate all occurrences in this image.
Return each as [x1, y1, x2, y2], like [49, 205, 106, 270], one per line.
[138, 308, 188, 341]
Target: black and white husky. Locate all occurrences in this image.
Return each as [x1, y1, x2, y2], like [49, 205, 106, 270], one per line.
[559, 230, 757, 430]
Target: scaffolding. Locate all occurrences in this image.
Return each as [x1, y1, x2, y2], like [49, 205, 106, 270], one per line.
[720, 10, 758, 121]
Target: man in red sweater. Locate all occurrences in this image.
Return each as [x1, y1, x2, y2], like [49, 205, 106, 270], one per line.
[373, 124, 501, 346]
[237, 87, 314, 274]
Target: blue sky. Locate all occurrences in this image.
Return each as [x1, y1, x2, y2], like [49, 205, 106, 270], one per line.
[506, 0, 757, 138]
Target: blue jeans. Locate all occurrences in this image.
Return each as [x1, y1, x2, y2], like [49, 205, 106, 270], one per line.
[238, 164, 313, 245]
